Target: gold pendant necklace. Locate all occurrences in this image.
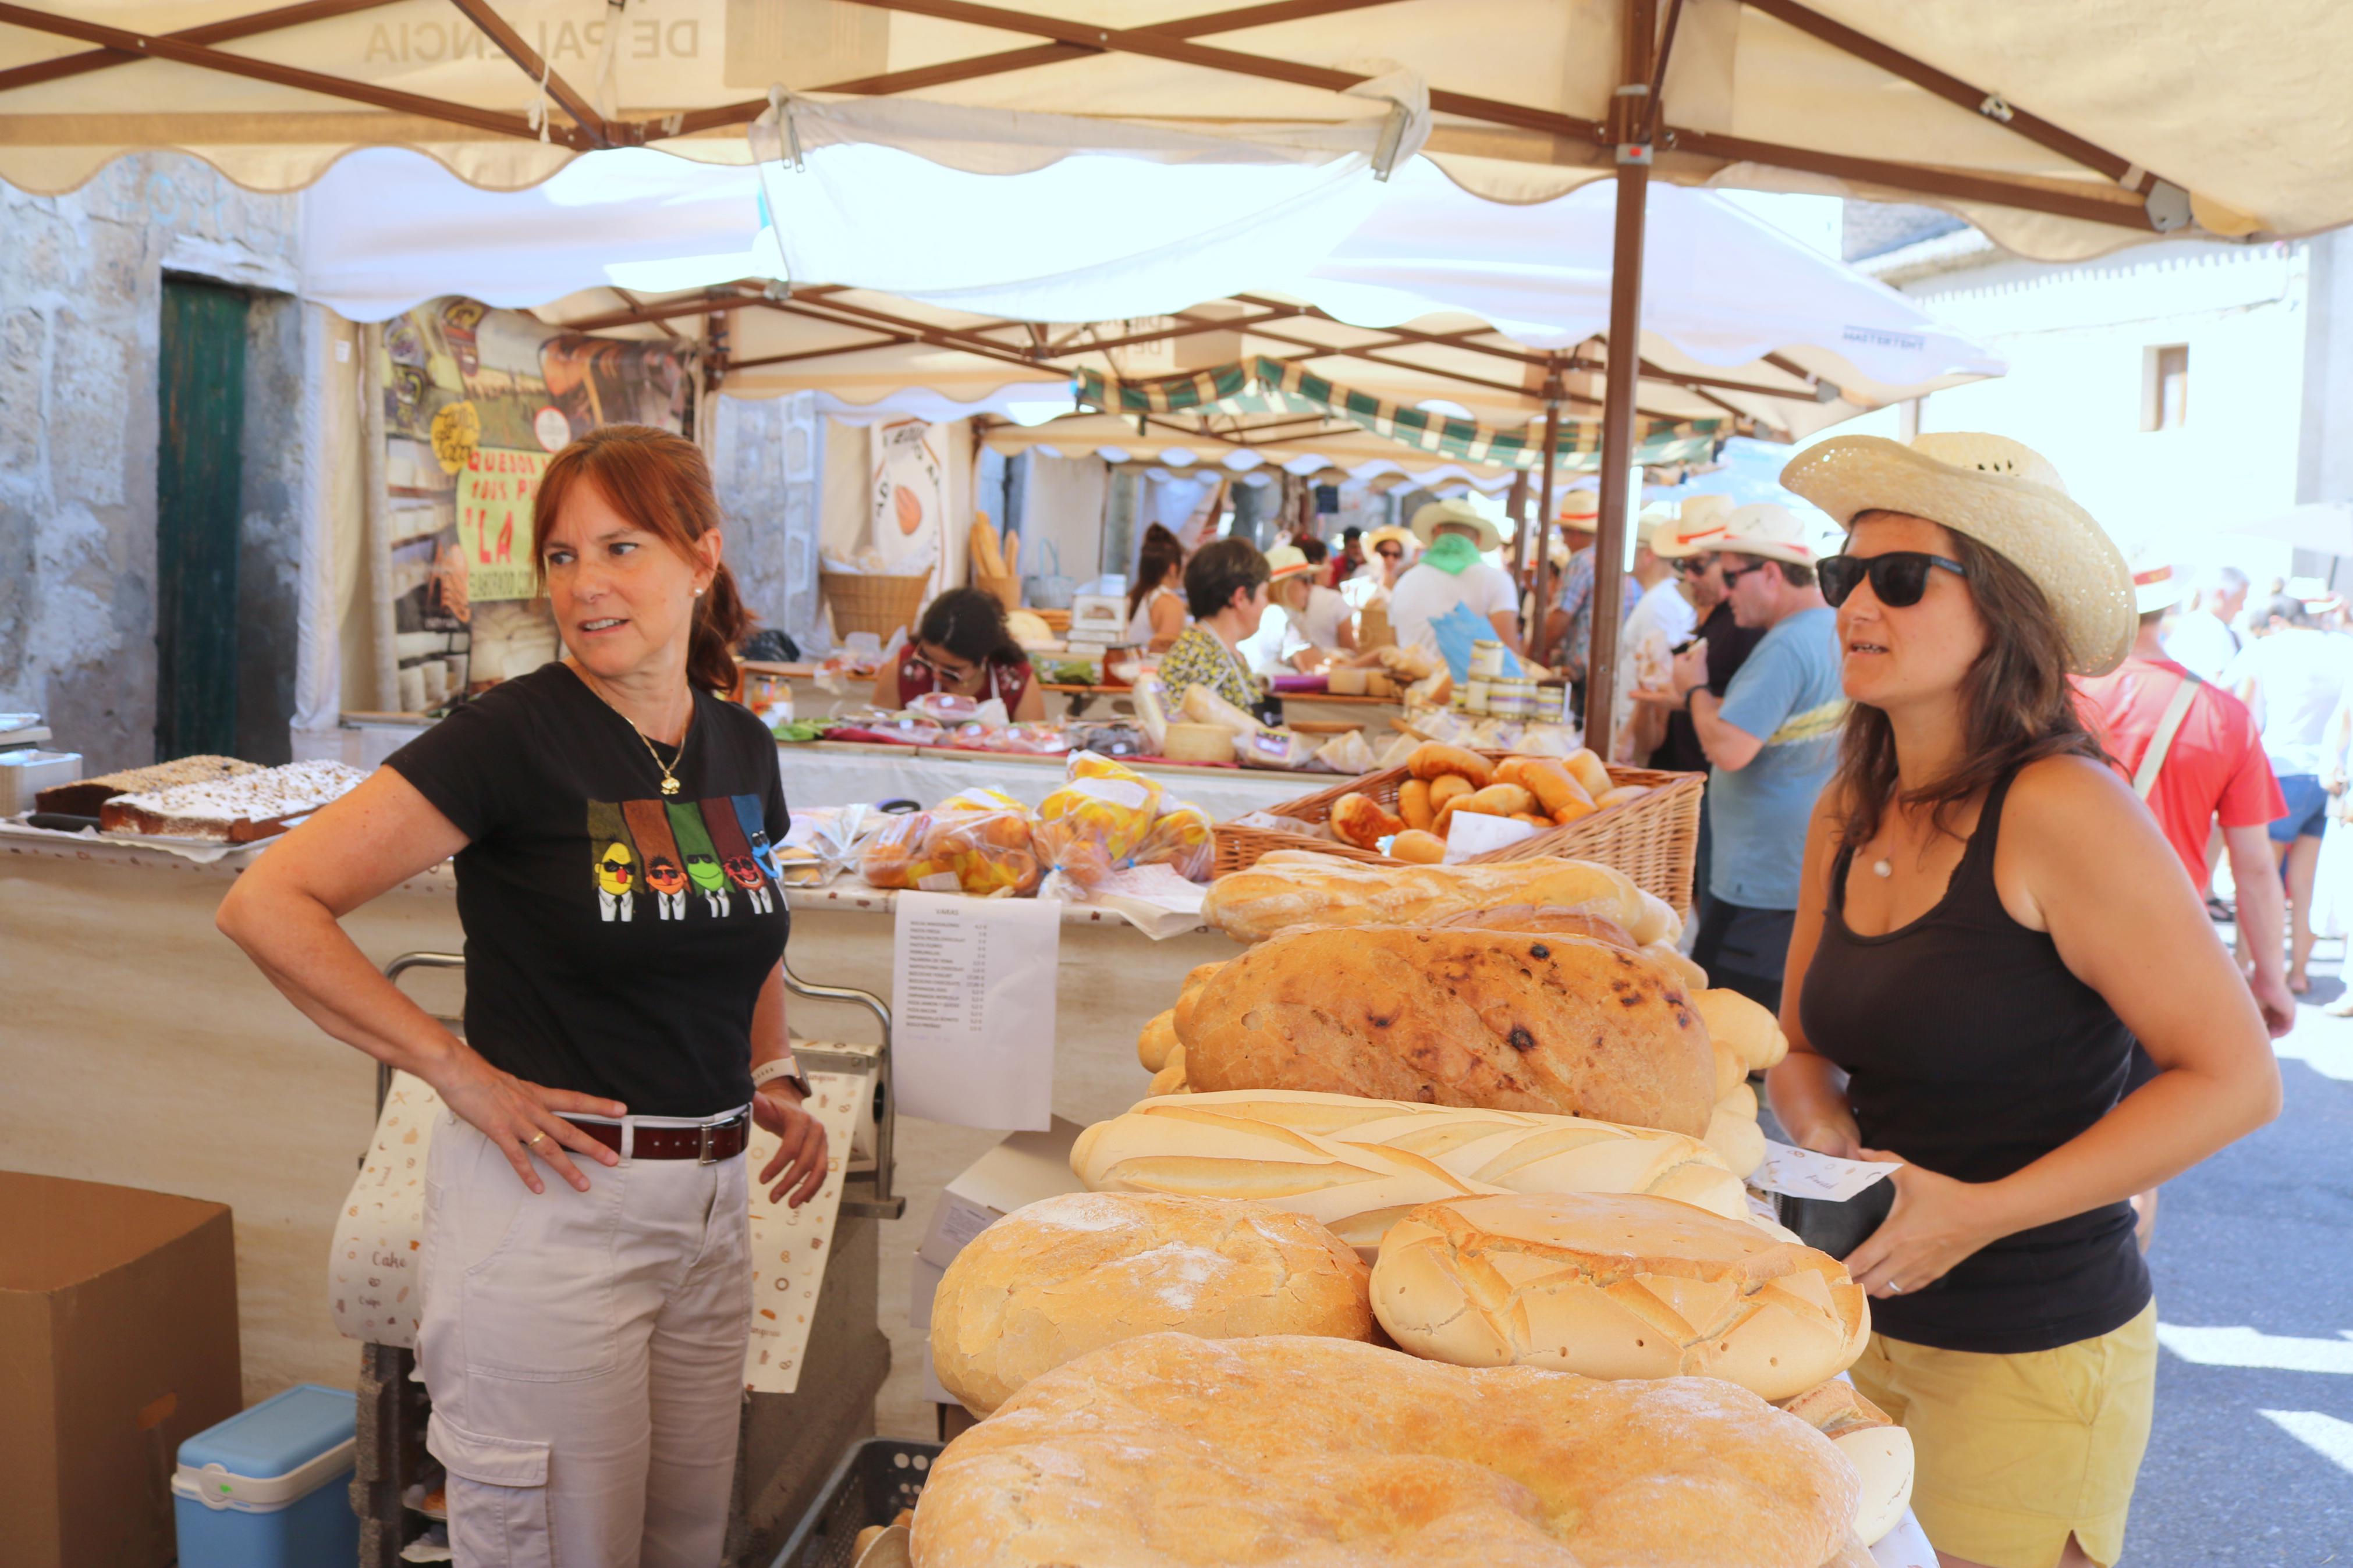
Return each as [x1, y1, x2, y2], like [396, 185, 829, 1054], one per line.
[635, 725, 683, 796]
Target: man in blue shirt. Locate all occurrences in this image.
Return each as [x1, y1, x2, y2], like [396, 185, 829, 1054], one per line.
[1667, 503, 1845, 1011]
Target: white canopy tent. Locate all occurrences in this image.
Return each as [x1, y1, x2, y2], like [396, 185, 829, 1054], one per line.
[303, 145, 1998, 444]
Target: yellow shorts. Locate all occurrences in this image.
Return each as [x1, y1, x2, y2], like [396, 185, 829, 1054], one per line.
[1850, 1300, 2156, 1568]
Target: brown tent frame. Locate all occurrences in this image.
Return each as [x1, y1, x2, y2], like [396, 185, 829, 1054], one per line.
[0, 0, 2186, 749]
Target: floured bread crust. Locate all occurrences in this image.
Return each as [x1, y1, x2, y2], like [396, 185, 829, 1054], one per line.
[910, 1333, 1860, 1568]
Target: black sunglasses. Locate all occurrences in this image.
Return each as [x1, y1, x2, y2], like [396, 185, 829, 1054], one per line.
[1718, 559, 1774, 587]
[1670, 554, 1715, 578]
[1819, 552, 1967, 609]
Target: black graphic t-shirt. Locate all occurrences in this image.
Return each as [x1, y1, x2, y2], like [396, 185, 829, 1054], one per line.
[385, 663, 790, 1117]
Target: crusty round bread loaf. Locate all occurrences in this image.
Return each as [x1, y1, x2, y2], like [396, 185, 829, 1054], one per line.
[1137, 1009, 1179, 1072]
[1071, 1090, 1749, 1259]
[928, 1193, 1371, 1416]
[1179, 926, 1716, 1137]
[1372, 1193, 1870, 1401]
[1436, 905, 1639, 948]
[910, 1332, 1862, 1568]
[1780, 1379, 1915, 1546]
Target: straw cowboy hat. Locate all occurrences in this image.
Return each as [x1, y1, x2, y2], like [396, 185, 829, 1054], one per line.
[1362, 525, 1415, 559]
[1780, 432, 2134, 675]
[1649, 494, 1737, 559]
[1634, 503, 1679, 550]
[1264, 545, 1317, 582]
[1410, 498, 1504, 553]
[1554, 490, 1601, 534]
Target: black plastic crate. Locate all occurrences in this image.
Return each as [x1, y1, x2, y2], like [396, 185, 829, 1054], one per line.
[770, 1438, 943, 1568]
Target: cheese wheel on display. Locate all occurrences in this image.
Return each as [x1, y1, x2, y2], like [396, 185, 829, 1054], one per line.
[1159, 721, 1235, 764]
[927, 1192, 1371, 1416]
[1071, 1090, 1748, 1260]
[1779, 1379, 1917, 1546]
[909, 1333, 1862, 1568]
[1325, 664, 1370, 696]
[1370, 1192, 1870, 1401]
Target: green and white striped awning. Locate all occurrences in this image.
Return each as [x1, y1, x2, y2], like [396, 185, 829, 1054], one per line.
[1073, 358, 1723, 472]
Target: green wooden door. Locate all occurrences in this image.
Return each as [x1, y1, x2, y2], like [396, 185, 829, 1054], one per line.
[155, 278, 248, 761]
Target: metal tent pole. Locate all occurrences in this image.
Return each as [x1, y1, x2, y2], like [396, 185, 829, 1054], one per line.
[1586, 0, 1659, 760]
[1531, 398, 1560, 663]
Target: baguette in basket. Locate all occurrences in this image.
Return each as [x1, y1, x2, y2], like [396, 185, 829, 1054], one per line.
[1200, 851, 1680, 945]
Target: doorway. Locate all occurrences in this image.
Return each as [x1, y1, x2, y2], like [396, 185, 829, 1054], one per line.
[155, 276, 249, 761]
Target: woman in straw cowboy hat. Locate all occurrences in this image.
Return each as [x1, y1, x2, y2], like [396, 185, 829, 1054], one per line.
[1772, 433, 2282, 1568]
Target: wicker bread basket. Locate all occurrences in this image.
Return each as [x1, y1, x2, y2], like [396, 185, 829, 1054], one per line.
[1210, 755, 1704, 915]
[973, 573, 1021, 614]
[821, 572, 931, 642]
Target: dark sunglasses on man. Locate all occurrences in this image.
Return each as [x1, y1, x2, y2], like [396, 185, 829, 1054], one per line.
[1376, 546, 1403, 560]
[1670, 554, 1715, 578]
[1818, 551, 1968, 609]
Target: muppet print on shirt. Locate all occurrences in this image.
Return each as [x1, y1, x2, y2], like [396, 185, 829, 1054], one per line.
[593, 795, 779, 922]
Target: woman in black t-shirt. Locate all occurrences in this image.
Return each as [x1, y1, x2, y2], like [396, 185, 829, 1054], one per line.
[219, 425, 828, 1567]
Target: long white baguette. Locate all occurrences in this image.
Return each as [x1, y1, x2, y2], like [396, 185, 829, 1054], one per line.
[1071, 1090, 1747, 1260]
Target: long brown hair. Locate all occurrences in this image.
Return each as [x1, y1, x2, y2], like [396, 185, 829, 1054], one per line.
[1128, 522, 1184, 625]
[532, 424, 750, 693]
[1831, 522, 2102, 849]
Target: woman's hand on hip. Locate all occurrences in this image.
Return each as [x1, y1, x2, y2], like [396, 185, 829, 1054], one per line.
[1843, 1151, 2009, 1299]
[754, 1083, 831, 1208]
[430, 1046, 624, 1195]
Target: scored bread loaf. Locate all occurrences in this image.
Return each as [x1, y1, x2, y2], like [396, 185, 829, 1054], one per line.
[929, 1192, 1372, 1416]
[1435, 904, 1638, 948]
[909, 1332, 1862, 1568]
[1371, 1192, 1870, 1401]
[1202, 852, 1680, 947]
[1179, 926, 1716, 1137]
[1071, 1090, 1747, 1259]
[1780, 1380, 1915, 1546]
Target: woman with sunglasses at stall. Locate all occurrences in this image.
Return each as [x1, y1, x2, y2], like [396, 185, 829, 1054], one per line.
[1773, 433, 2281, 1568]
[873, 586, 1046, 721]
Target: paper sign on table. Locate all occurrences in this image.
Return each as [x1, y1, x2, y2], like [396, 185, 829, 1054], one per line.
[1440, 810, 1542, 862]
[1748, 1139, 1903, 1201]
[891, 890, 1060, 1130]
[743, 1066, 869, 1393]
[1048, 862, 1209, 939]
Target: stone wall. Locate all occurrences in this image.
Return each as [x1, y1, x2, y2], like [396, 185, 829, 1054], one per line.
[0, 155, 308, 774]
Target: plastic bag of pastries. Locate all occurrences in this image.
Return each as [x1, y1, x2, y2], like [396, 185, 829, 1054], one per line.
[1032, 751, 1167, 891]
[860, 787, 1041, 897]
[1131, 798, 1215, 882]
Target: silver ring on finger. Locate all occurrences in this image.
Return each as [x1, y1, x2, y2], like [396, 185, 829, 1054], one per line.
[1884, 1280, 1904, 1295]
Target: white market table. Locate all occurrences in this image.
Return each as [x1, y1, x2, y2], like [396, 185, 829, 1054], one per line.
[0, 826, 1229, 1432]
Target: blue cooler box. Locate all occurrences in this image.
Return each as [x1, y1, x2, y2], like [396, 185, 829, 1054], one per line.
[173, 1383, 360, 1568]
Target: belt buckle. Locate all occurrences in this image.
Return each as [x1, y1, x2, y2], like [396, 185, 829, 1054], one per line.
[698, 1122, 716, 1165]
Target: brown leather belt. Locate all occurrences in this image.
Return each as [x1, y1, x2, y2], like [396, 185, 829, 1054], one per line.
[563, 1109, 750, 1163]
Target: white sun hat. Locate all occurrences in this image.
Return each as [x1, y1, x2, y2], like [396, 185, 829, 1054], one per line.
[1668, 502, 1815, 566]
[1264, 544, 1316, 582]
[1410, 498, 1503, 553]
[1650, 493, 1737, 559]
[1780, 432, 2134, 676]
[2127, 550, 2185, 617]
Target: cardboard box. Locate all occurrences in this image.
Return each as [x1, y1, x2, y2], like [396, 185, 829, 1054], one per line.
[0, 1172, 242, 1568]
[915, 1116, 1087, 1272]
[908, 1254, 946, 1335]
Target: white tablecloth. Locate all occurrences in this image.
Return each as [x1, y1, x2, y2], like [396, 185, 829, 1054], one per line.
[775, 743, 1316, 819]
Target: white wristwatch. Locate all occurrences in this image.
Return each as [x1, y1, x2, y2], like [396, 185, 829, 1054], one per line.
[751, 1059, 812, 1100]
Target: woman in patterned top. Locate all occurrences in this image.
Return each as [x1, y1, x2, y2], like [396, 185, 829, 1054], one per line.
[1156, 536, 1270, 715]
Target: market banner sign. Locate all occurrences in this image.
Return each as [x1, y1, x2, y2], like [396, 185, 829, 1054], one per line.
[1077, 361, 1723, 473]
[455, 447, 553, 605]
[867, 419, 946, 590]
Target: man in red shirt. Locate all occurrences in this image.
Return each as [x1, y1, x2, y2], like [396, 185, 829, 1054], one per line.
[2077, 560, 2292, 1251]
[2077, 561, 2292, 1035]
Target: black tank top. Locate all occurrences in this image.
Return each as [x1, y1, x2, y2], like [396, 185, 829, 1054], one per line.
[1799, 769, 2150, 1354]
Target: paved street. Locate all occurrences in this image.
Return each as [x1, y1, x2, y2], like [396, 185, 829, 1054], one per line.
[2129, 933, 2353, 1565]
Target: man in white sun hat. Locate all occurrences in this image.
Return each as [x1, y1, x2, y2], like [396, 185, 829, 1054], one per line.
[1663, 500, 1843, 1011]
[1389, 499, 1529, 666]
[1766, 431, 2281, 1568]
[1610, 505, 1699, 765]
